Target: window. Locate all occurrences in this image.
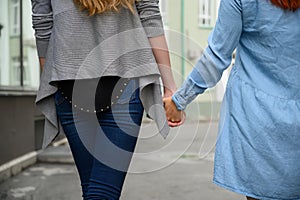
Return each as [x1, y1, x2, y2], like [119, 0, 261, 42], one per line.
[198, 0, 214, 27]
[11, 56, 20, 85]
[0, 0, 40, 89]
[10, 0, 20, 36]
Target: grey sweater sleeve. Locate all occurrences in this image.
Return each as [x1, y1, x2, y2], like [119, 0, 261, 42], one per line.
[31, 0, 53, 58]
[135, 0, 165, 38]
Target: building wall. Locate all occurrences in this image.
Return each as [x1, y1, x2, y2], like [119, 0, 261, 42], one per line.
[162, 0, 226, 120]
[0, 91, 44, 166]
[0, 0, 44, 166]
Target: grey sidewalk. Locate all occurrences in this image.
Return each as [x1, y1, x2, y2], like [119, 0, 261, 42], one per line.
[0, 122, 244, 200]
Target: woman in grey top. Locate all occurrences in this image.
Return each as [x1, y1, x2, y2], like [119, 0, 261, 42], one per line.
[31, 0, 182, 199]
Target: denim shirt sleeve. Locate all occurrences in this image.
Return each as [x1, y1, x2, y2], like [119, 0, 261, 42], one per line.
[31, 0, 53, 58]
[172, 0, 243, 110]
[135, 0, 165, 38]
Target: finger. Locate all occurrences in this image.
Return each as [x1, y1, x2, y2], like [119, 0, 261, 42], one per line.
[163, 97, 172, 103]
[176, 112, 186, 126]
[168, 121, 180, 127]
[163, 97, 169, 102]
[168, 111, 186, 127]
[163, 99, 167, 107]
[168, 119, 182, 126]
[176, 119, 184, 126]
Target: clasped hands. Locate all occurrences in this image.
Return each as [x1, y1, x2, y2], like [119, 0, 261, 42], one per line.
[163, 96, 186, 127]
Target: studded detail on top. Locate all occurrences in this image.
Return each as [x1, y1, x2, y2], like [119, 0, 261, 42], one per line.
[58, 77, 131, 113]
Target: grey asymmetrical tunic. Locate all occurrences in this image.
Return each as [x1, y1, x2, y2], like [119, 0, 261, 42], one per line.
[31, 0, 170, 148]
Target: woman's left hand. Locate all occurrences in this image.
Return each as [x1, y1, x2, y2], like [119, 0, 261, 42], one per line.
[163, 96, 186, 127]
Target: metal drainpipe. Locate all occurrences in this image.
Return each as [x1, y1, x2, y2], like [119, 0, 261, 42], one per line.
[20, 0, 24, 87]
[180, 0, 185, 83]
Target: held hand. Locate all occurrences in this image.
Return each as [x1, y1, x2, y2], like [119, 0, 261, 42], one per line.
[167, 112, 185, 127]
[163, 86, 177, 99]
[163, 97, 186, 127]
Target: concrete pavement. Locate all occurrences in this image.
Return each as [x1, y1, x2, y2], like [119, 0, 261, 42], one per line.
[0, 121, 244, 200]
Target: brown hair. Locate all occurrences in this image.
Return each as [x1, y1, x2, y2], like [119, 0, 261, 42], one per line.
[73, 0, 136, 16]
[270, 0, 300, 11]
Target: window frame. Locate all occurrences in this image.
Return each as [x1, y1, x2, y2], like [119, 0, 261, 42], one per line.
[159, 0, 168, 25]
[198, 0, 215, 28]
[10, 0, 20, 37]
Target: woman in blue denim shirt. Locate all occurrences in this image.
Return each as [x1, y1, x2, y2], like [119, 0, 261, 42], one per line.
[164, 0, 300, 199]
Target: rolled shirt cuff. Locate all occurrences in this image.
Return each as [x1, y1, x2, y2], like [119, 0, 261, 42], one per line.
[172, 78, 206, 111]
[172, 93, 187, 111]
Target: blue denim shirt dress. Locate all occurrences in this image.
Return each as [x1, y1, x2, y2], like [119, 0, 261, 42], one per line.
[172, 0, 300, 199]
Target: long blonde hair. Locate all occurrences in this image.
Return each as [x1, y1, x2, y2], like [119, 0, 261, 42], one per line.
[73, 0, 136, 16]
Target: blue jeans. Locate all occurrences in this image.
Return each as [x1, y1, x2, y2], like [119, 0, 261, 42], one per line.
[55, 79, 143, 200]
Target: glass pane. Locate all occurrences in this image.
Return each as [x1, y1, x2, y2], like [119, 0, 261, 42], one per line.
[0, 0, 21, 87]
[201, 0, 204, 15]
[22, 0, 40, 88]
[159, 0, 168, 24]
[0, 0, 39, 88]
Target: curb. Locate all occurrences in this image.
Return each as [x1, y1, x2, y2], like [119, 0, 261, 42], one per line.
[0, 138, 72, 184]
[0, 151, 37, 183]
[37, 144, 74, 164]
